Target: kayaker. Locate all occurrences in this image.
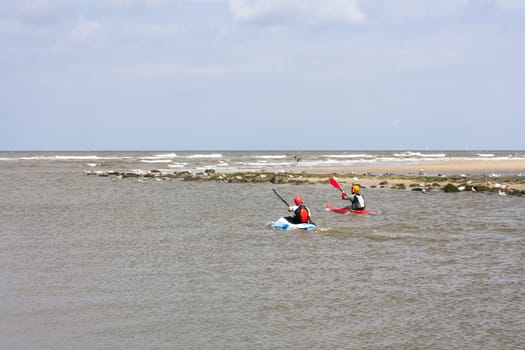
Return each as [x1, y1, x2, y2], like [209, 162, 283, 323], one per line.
[341, 184, 366, 210]
[285, 196, 313, 224]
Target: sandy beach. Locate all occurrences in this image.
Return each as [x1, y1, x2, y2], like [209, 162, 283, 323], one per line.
[309, 159, 525, 176]
[305, 159, 525, 192]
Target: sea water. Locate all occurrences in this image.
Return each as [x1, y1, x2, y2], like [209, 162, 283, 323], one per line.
[1, 152, 524, 349]
[2, 150, 525, 174]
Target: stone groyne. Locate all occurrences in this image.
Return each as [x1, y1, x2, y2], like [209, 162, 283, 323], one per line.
[84, 168, 525, 196]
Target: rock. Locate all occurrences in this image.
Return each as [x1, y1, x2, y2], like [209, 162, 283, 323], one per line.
[443, 183, 459, 192]
[391, 183, 406, 190]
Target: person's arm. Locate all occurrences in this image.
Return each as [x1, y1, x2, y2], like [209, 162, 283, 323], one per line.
[342, 192, 354, 201]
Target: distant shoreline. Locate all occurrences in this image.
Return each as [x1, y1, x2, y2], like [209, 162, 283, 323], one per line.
[306, 159, 525, 176]
[302, 159, 525, 192]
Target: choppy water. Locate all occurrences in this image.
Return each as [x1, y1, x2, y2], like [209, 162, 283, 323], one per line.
[1, 150, 525, 175]
[1, 153, 524, 349]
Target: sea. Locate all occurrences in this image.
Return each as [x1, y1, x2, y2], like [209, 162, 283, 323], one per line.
[1, 150, 524, 350]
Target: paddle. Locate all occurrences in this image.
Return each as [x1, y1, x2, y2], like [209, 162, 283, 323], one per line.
[272, 188, 290, 207]
[329, 177, 345, 193]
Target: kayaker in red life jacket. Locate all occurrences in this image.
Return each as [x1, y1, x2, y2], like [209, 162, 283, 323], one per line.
[285, 196, 314, 224]
[341, 184, 366, 210]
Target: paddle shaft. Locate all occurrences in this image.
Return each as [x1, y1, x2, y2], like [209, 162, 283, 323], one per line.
[272, 188, 290, 207]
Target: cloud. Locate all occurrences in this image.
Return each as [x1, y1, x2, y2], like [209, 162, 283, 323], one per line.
[390, 119, 401, 128]
[9, 0, 71, 23]
[493, 0, 525, 9]
[225, 0, 525, 28]
[228, 0, 365, 25]
[226, 0, 525, 26]
[68, 19, 103, 42]
[98, 0, 179, 10]
[353, 0, 474, 24]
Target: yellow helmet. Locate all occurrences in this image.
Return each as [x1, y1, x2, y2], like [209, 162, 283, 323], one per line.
[351, 184, 360, 193]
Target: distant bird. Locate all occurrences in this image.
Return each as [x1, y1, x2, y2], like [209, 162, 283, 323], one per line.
[498, 189, 507, 196]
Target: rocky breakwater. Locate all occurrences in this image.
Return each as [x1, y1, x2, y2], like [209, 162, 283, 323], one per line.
[84, 168, 525, 195]
[83, 168, 324, 184]
[367, 174, 525, 196]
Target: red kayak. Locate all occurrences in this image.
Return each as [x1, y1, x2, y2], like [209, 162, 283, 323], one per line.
[326, 204, 378, 215]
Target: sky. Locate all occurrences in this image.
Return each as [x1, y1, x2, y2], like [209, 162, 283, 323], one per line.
[1, 0, 524, 151]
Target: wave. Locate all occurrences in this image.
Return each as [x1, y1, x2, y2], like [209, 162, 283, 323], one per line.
[155, 152, 177, 158]
[2, 151, 525, 176]
[140, 159, 173, 163]
[393, 152, 446, 158]
[243, 161, 291, 167]
[168, 163, 186, 168]
[11, 155, 105, 161]
[138, 154, 177, 162]
[253, 155, 287, 159]
[322, 154, 374, 159]
[185, 154, 223, 159]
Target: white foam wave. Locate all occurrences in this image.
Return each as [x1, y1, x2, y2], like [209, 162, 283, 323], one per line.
[185, 154, 223, 159]
[322, 154, 373, 159]
[154, 153, 177, 158]
[140, 159, 173, 163]
[168, 163, 185, 168]
[394, 152, 446, 158]
[55, 155, 101, 160]
[15, 155, 100, 161]
[139, 153, 177, 161]
[2, 155, 124, 161]
[243, 161, 291, 167]
[254, 155, 287, 159]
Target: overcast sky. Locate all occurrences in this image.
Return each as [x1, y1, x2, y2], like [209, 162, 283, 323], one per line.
[1, 0, 524, 151]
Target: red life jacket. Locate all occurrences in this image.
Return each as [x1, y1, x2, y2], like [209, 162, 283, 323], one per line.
[295, 205, 309, 223]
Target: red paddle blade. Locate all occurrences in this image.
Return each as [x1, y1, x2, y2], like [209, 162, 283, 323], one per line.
[329, 177, 342, 191]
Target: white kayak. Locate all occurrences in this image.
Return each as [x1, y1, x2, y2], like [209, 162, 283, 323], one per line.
[270, 217, 318, 231]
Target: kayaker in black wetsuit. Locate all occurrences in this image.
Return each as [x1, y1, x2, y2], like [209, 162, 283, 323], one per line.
[341, 184, 366, 210]
[285, 196, 314, 224]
